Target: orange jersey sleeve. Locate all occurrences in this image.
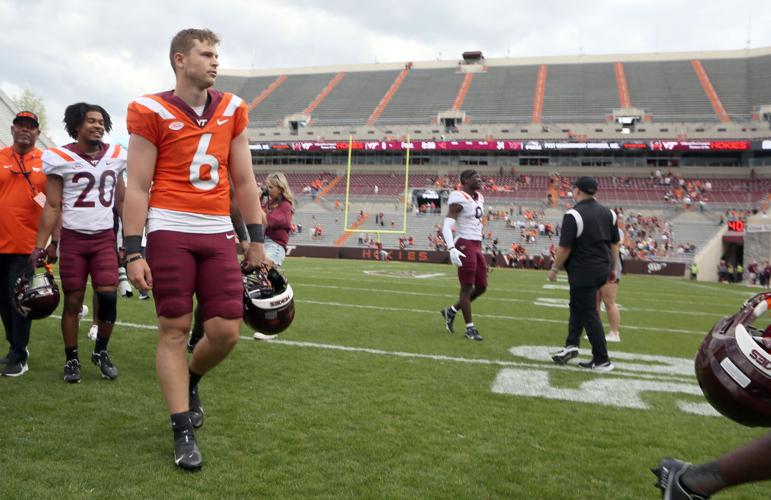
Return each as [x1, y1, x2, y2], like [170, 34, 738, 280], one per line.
[126, 92, 248, 216]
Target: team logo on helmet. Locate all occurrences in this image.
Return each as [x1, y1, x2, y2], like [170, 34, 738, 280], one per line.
[243, 267, 295, 335]
[13, 270, 60, 320]
[695, 292, 771, 427]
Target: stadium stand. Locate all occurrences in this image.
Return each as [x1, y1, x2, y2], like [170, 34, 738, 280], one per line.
[624, 60, 717, 122]
[312, 70, 400, 126]
[377, 68, 464, 125]
[541, 62, 619, 123]
[461, 65, 539, 124]
[250, 73, 335, 127]
[219, 47, 771, 130]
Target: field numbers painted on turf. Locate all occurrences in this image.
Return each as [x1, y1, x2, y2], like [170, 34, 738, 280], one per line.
[491, 369, 719, 416]
[492, 346, 720, 417]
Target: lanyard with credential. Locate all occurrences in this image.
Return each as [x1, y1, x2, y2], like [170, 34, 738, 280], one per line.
[12, 151, 40, 196]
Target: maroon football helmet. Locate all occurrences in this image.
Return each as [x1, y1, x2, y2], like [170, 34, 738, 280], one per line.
[13, 269, 60, 320]
[243, 267, 294, 335]
[695, 292, 771, 427]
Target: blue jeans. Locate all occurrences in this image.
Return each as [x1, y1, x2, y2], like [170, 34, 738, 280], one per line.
[265, 237, 286, 267]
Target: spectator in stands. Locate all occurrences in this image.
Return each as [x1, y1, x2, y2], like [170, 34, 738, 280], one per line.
[718, 260, 728, 283]
[690, 262, 699, 280]
[261, 173, 294, 267]
[735, 262, 744, 284]
[762, 262, 771, 287]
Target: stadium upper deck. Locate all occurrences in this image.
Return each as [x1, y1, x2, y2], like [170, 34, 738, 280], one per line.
[218, 47, 771, 143]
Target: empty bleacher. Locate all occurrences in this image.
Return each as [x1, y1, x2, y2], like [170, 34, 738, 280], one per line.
[702, 58, 751, 121]
[541, 63, 619, 123]
[749, 54, 771, 110]
[625, 60, 717, 122]
[377, 68, 464, 125]
[249, 73, 334, 127]
[311, 70, 400, 126]
[461, 65, 539, 123]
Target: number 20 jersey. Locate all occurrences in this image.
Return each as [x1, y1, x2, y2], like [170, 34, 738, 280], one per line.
[126, 90, 248, 233]
[42, 144, 127, 234]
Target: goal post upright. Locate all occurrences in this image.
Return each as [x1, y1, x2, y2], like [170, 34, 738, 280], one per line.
[343, 134, 411, 239]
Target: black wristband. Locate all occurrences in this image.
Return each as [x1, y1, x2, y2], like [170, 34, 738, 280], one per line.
[124, 235, 143, 255]
[234, 223, 248, 242]
[247, 223, 264, 243]
[50, 240, 59, 247]
[127, 254, 144, 264]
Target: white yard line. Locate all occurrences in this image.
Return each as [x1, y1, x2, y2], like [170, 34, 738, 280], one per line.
[297, 299, 706, 335]
[295, 282, 727, 317]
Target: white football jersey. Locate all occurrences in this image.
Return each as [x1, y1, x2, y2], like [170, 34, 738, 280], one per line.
[42, 143, 126, 234]
[447, 190, 484, 241]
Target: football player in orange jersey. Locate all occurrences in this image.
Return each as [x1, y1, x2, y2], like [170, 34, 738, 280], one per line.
[123, 28, 267, 471]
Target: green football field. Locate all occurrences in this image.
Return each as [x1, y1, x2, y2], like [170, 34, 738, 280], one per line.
[2, 257, 769, 499]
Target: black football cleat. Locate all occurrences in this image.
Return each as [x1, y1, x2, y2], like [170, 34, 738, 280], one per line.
[440, 308, 456, 334]
[464, 327, 483, 341]
[651, 458, 709, 499]
[189, 384, 204, 429]
[174, 431, 203, 471]
[63, 359, 81, 383]
[91, 351, 119, 380]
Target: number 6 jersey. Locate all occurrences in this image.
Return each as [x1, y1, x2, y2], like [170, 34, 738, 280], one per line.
[126, 89, 248, 234]
[42, 143, 127, 234]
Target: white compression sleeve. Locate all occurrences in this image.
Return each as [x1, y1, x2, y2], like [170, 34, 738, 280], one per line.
[442, 217, 456, 249]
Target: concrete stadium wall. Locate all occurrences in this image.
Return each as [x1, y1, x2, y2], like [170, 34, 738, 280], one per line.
[691, 225, 728, 281]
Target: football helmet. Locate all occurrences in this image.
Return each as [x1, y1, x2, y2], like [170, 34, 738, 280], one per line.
[695, 292, 771, 427]
[13, 269, 60, 320]
[243, 267, 294, 334]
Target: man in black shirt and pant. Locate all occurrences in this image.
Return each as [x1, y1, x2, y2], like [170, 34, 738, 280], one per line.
[548, 177, 620, 372]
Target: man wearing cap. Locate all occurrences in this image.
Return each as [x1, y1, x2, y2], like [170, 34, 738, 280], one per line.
[0, 111, 52, 377]
[548, 176, 620, 371]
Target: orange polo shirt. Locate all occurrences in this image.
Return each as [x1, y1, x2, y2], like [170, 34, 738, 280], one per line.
[0, 146, 46, 254]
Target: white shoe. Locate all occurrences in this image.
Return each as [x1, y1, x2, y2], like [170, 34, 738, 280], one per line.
[253, 331, 278, 341]
[88, 324, 98, 341]
[605, 332, 621, 343]
[79, 304, 89, 320]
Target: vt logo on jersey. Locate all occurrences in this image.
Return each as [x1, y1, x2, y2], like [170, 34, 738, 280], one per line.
[196, 119, 208, 127]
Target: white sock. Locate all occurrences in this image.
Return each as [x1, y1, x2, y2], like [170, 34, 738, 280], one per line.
[466, 322, 474, 329]
[450, 306, 457, 313]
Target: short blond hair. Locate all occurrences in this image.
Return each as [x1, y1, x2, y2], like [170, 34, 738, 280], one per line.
[169, 28, 220, 73]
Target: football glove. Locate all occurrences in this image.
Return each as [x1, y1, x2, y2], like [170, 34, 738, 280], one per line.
[449, 247, 465, 267]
